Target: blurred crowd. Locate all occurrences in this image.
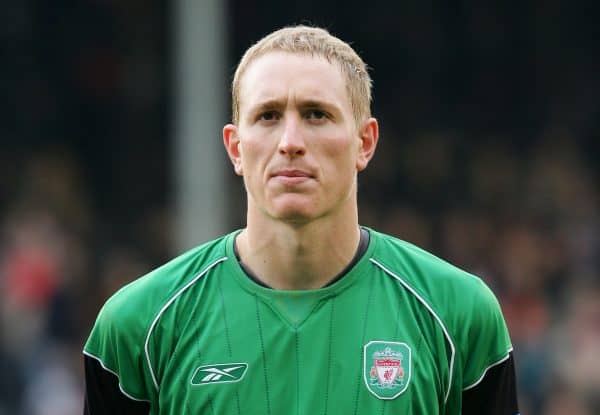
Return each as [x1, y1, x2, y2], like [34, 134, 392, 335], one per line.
[0, 150, 171, 414]
[2, 1, 599, 414]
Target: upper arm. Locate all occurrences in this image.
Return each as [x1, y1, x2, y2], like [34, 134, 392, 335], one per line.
[83, 289, 156, 407]
[461, 352, 519, 415]
[460, 279, 513, 388]
[83, 353, 151, 415]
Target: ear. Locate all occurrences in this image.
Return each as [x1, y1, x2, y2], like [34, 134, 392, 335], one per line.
[223, 123, 244, 176]
[356, 117, 379, 171]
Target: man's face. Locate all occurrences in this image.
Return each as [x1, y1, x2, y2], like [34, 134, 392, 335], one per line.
[224, 52, 377, 224]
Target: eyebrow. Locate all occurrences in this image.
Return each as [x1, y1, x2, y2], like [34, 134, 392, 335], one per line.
[248, 97, 341, 116]
[250, 99, 283, 113]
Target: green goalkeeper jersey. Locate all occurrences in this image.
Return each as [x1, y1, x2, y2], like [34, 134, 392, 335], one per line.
[84, 228, 514, 414]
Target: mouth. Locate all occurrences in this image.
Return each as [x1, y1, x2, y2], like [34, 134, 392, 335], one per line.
[269, 169, 315, 184]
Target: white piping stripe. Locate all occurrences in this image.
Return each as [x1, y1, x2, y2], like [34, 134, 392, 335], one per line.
[144, 256, 228, 391]
[369, 258, 456, 404]
[83, 350, 150, 402]
[462, 347, 513, 391]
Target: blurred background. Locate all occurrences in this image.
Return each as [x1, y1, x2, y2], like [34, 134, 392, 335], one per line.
[1, 1, 598, 414]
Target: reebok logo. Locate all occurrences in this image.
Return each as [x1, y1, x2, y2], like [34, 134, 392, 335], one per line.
[190, 363, 248, 386]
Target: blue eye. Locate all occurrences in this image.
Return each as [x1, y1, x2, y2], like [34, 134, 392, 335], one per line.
[259, 111, 279, 121]
[306, 110, 327, 120]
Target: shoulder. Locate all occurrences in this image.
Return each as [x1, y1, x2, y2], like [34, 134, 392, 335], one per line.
[103, 234, 228, 327]
[369, 229, 493, 307]
[368, 229, 508, 343]
[84, 232, 232, 358]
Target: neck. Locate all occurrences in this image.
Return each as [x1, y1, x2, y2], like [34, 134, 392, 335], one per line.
[236, 207, 361, 290]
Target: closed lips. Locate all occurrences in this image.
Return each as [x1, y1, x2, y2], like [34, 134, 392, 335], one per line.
[271, 169, 314, 178]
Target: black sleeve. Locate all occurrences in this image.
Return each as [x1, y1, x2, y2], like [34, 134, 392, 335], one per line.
[83, 354, 151, 415]
[461, 352, 519, 415]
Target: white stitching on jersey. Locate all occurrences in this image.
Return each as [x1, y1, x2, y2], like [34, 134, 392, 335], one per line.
[462, 347, 513, 391]
[144, 256, 228, 391]
[83, 350, 151, 402]
[369, 258, 456, 405]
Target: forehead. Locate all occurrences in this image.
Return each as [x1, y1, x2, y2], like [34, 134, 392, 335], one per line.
[238, 52, 351, 113]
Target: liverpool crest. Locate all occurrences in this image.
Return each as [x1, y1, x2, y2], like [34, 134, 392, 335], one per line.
[363, 341, 411, 399]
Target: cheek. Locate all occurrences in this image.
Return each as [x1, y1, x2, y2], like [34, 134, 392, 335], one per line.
[239, 133, 259, 158]
[318, 134, 358, 169]
[239, 137, 272, 176]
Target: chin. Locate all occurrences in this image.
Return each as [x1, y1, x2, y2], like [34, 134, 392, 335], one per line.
[267, 199, 322, 224]
[270, 208, 316, 224]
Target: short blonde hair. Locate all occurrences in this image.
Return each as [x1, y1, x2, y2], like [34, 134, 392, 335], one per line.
[231, 26, 372, 127]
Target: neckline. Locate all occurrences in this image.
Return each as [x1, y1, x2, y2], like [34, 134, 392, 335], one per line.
[233, 228, 370, 289]
[224, 227, 378, 299]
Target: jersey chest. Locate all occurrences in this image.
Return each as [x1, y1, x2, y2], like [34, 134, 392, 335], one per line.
[151, 276, 448, 414]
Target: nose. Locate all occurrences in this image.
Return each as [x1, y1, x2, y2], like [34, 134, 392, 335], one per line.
[278, 116, 306, 157]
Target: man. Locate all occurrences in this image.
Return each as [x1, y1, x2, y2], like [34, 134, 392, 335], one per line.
[83, 26, 519, 414]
